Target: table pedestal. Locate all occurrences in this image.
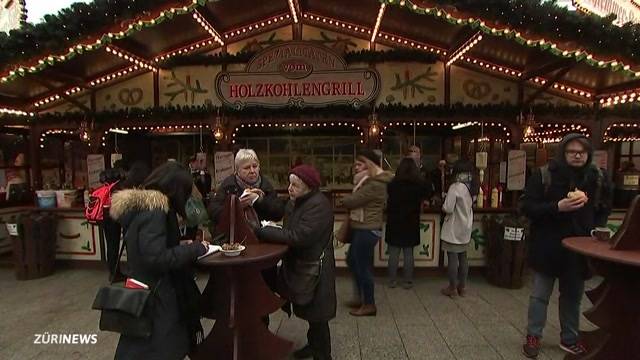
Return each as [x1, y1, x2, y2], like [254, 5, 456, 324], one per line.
[570, 260, 640, 360]
[193, 258, 292, 360]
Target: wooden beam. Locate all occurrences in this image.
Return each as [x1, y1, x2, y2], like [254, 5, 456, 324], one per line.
[523, 66, 574, 107]
[40, 69, 90, 89]
[521, 58, 574, 81]
[112, 37, 153, 61]
[447, 28, 480, 60]
[597, 79, 640, 96]
[0, 94, 27, 108]
[30, 76, 93, 114]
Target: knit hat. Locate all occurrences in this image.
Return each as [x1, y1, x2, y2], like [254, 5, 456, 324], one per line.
[356, 148, 381, 165]
[290, 164, 321, 189]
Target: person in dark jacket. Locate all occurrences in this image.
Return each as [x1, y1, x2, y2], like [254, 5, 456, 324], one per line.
[521, 133, 611, 358]
[109, 162, 209, 360]
[208, 149, 285, 232]
[385, 158, 430, 289]
[207, 148, 285, 325]
[255, 164, 336, 360]
[98, 166, 126, 280]
[100, 162, 150, 281]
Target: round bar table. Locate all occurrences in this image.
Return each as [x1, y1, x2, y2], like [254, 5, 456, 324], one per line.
[562, 237, 640, 360]
[192, 243, 292, 360]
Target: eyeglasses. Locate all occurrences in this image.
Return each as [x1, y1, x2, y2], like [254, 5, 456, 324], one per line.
[565, 150, 587, 157]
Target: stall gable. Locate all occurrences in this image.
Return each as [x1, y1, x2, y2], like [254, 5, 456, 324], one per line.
[226, 26, 293, 55]
[375, 61, 445, 106]
[96, 73, 154, 111]
[451, 65, 518, 105]
[159, 65, 222, 108]
[524, 86, 583, 106]
[41, 95, 91, 115]
[302, 25, 370, 54]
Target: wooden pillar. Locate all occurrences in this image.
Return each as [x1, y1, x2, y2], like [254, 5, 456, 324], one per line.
[444, 65, 451, 106]
[292, 22, 302, 40]
[153, 71, 160, 108]
[592, 101, 604, 150]
[29, 125, 42, 190]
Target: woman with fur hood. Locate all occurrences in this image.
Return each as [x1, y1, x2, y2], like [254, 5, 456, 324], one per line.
[109, 162, 209, 360]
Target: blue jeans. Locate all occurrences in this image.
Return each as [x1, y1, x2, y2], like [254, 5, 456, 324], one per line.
[346, 229, 380, 305]
[526, 271, 584, 345]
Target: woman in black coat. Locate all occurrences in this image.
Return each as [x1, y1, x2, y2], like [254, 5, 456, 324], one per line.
[385, 158, 430, 289]
[109, 162, 209, 360]
[255, 164, 336, 360]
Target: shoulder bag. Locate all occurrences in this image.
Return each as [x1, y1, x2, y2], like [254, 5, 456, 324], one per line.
[91, 241, 158, 338]
[279, 236, 331, 306]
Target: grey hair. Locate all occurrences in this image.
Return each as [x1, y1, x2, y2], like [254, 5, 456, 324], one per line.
[235, 149, 260, 168]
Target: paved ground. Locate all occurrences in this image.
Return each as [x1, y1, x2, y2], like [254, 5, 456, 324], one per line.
[0, 267, 598, 359]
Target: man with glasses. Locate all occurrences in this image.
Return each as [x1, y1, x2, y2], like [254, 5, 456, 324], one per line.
[520, 133, 611, 358]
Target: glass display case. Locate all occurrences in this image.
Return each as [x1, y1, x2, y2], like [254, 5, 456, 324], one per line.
[235, 135, 359, 190]
[40, 136, 89, 189]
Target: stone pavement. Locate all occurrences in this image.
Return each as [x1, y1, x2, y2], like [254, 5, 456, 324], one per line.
[0, 267, 598, 359]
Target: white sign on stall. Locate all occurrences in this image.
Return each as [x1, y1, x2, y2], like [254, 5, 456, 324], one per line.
[214, 152, 235, 185]
[87, 155, 106, 190]
[504, 226, 525, 241]
[507, 150, 527, 191]
[110, 153, 123, 168]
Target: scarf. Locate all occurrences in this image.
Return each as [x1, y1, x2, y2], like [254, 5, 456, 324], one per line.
[350, 170, 369, 222]
[235, 174, 262, 190]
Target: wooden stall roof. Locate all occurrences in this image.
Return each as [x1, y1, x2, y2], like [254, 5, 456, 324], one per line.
[1, 0, 640, 114]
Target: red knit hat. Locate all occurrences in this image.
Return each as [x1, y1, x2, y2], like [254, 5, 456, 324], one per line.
[289, 164, 321, 189]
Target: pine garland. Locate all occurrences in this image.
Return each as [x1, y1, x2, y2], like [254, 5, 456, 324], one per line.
[385, 0, 640, 72]
[2, 103, 623, 125]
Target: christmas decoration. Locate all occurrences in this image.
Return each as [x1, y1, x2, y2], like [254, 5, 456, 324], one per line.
[381, 0, 640, 76]
[0, 0, 212, 82]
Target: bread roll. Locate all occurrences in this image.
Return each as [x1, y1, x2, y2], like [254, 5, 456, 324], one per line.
[567, 188, 586, 200]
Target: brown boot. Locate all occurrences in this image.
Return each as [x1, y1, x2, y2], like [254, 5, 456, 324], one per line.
[349, 304, 377, 316]
[440, 286, 458, 298]
[457, 286, 466, 297]
[344, 299, 362, 309]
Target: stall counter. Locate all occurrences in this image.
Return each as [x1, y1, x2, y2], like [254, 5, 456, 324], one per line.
[0, 206, 101, 261]
[0, 206, 630, 267]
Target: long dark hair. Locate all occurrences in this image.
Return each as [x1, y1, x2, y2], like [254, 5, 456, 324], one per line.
[452, 160, 480, 197]
[394, 157, 423, 183]
[142, 162, 193, 217]
[121, 161, 150, 189]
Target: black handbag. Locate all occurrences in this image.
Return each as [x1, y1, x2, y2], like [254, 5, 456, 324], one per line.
[279, 238, 330, 306]
[91, 242, 157, 338]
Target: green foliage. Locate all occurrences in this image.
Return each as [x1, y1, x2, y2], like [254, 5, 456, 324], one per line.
[0, 0, 181, 70]
[385, 0, 640, 70]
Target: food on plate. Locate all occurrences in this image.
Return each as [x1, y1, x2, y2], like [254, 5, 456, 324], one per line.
[222, 243, 242, 251]
[567, 188, 587, 200]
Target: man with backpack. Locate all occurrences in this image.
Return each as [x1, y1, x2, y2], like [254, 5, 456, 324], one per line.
[520, 133, 611, 358]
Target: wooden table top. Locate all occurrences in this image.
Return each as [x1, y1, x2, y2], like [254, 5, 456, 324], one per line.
[563, 237, 640, 267]
[197, 243, 288, 267]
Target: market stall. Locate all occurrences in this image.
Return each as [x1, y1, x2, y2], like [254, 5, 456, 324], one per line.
[0, 0, 639, 270]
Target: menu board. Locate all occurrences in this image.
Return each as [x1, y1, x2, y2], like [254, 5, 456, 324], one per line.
[214, 152, 234, 186]
[87, 154, 105, 190]
[507, 150, 527, 191]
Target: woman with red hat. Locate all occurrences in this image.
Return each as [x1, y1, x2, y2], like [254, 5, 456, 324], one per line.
[254, 164, 337, 360]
